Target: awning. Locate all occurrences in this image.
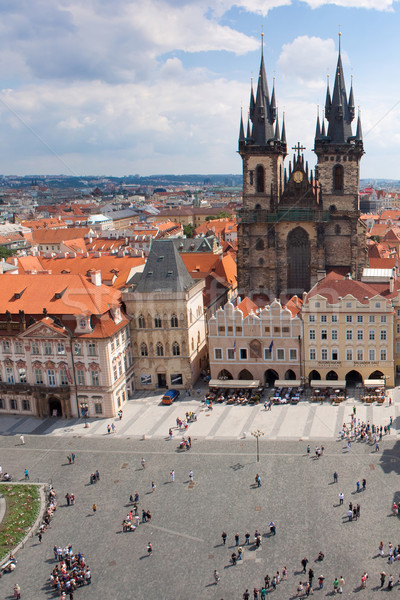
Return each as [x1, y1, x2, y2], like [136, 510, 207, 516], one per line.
[311, 380, 346, 388]
[274, 380, 302, 387]
[209, 379, 261, 389]
[364, 378, 385, 387]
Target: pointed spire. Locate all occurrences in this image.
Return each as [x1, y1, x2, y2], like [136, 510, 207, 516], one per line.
[325, 36, 354, 144]
[270, 77, 277, 123]
[315, 106, 321, 140]
[348, 76, 355, 121]
[238, 108, 245, 143]
[246, 114, 251, 140]
[281, 112, 286, 144]
[325, 76, 331, 120]
[321, 119, 326, 137]
[249, 77, 255, 121]
[250, 35, 275, 145]
[274, 115, 280, 140]
[356, 108, 363, 141]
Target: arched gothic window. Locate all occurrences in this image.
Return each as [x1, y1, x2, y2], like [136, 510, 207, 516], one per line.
[156, 342, 164, 356]
[255, 238, 264, 251]
[333, 164, 344, 191]
[256, 165, 265, 193]
[138, 314, 145, 328]
[140, 343, 148, 357]
[154, 314, 162, 328]
[172, 342, 180, 356]
[171, 314, 178, 328]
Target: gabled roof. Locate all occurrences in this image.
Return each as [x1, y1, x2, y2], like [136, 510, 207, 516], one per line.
[236, 296, 258, 318]
[32, 227, 92, 244]
[306, 273, 392, 304]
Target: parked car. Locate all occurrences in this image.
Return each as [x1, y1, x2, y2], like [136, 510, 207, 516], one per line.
[161, 389, 180, 405]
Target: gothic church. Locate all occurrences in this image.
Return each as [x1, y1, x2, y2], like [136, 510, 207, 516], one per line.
[237, 38, 368, 301]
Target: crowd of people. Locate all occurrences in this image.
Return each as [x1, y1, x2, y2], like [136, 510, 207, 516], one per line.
[49, 545, 91, 597]
[339, 410, 393, 446]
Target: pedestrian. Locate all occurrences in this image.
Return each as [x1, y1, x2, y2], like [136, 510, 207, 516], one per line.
[307, 444, 310, 455]
[107, 425, 111, 434]
[95, 470, 100, 481]
[356, 481, 360, 492]
[169, 428, 173, 440]
[142, 509, 147, 523]
[214, 569, 220, 584]
[297, 581, 304, 597]
[269, 521, 276, 535]
[71, 453, 75, 463]
[347, 509, 352, 521]
[151, 481, 156, 493]
[24, 468, 29, 480]
[362, 478, 366, 490]
[38, 532, 42, 543]
[256, 473, 261, 487]
[339, 492, 344, 505]
[333, 471, 338, 483]
[243, 590, 250, 600]
[92, 503, 97, 514]
[356, 504, 360, 518]
[147, 542, 152, 556]
[20, 435, 25, 445]
[170, 469, 175, 482]
[302, 557, 308, 573]
[238, 545, 243, 560]
[231, 552, 237, 565]
[141, 457, 146, 469]
[388, 574, 394, 590]
[235, 533, 239, 546]
[380, 571, 386, 587]
[376, 441, 380, 452]
[346, 440, 351, 452]
[189, 470, 194, 482]
[65, 493, 70, 506]
[13, 584, 21, 599]
[222, 531, 227, 545]
[308, 568, 314, 585]
[111, 422, 116, 433]
[333, 577, 339, 593]
[379, 541, 384, 556]
[245, 531, 250, 545]
[338, 575, 345, 593]
[318, 575, 324, 589]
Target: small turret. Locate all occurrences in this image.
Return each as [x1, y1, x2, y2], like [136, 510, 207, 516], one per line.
[325, 76, 332, 120]
[348, 78, 355, 121]
[356, 110, 363, 141]
[270, 79, 277, 123]
[238, 108, 245, 144]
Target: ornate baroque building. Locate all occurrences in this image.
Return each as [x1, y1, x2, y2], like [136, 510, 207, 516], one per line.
[237, 39, 368, 300]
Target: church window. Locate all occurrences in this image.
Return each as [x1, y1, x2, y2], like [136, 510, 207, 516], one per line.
[156, 342, 164, 356]
[333, 165, 344, 191]
[249, 171, 254, 186]
[256, 238, 264, 251]
[140, 343, 148, 357]
[154, 315, 162, 328]
[256, 165, 265, 193]
[170, 314, 178, 328]
[138, 314, 145, 328]
[255, 203, 261, 210]
[172, 342, 180, 356]
[335, 225, 341, 235]
[287, 227, 310, 293]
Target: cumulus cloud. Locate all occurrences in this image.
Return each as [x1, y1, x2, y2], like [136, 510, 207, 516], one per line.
[302, 0, 396, 10]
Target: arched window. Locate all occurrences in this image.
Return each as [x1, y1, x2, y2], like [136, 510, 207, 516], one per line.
[140, 343, 148, 357]
[138, 314, 145, 328]
[170, 314, 178, 328]
[154, 314, 162, 328]
[172, 342, 180, 356]
[197, 331, 201, 344]
[335, 224, 341, 235]
[256, 165, 265, 193]
[156, 342, 164, 357]
[255, 238, 264, 251]
[333, 164, 344, 191]
[191, 338, 194, 351]
[189, 309, 193, 324]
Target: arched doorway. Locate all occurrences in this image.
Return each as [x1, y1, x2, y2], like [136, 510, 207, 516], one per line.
[345, 370, 363, 384]
[369, 370, 384, 380]
[285, 369, 296, 380]
[309, 370, 321, 382]
[287, 227, 310, 294]
[326, 370, 338, 380]
[238, 369, 253, 380]
[48, 397, 62, 417]
[264, 369, 278, 387]
[218, 369, 233, 380]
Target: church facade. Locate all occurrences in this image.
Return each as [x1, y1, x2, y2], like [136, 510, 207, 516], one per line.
[237, 40, 368, 301]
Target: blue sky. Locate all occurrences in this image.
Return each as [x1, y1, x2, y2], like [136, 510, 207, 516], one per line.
[1, 0, 400, 178]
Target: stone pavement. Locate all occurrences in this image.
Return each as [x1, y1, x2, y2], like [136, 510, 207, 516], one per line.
[0, 429, 400, 599]
[0, 386, 398, 442]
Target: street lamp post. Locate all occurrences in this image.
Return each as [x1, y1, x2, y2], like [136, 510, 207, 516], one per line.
[80, 402, 89, 428]
[251, 429, 264, 463]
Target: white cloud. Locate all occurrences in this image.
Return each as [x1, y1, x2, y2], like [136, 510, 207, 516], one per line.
[302, 0, 396, 10]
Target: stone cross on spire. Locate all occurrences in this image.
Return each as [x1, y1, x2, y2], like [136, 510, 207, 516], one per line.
[292, 142, 306, 159]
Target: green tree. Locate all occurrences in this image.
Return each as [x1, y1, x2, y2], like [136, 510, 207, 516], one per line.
[183, 223, 195, 238]
[0, 246, 15, 259]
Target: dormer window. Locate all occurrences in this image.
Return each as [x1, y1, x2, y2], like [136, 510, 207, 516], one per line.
[75, 315, 92, 334]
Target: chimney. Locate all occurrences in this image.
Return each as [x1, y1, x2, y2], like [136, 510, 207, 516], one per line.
[90, 270, 102, 286]
[317, 269, 326, 282]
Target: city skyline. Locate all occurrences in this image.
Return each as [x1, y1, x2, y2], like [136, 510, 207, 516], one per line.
[0, 1, 400, 177]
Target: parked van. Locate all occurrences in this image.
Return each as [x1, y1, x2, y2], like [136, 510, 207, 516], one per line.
[161, 389, 180, 405]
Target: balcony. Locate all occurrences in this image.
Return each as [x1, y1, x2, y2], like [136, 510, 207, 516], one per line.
[0, 382, 70, 396]
[239, 208, 330, 224]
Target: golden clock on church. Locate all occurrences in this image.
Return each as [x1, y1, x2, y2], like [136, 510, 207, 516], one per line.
[293, 171, 303, 183]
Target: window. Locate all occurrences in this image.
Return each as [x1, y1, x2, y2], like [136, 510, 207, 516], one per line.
[113, 364, 118, 381]
[369, 315, 375, 323]
[60, 370, 68, 386]
[380, 349, 387, 361]
[321, 349, 328, 361]
[0, 398, 4, 409]
[10, 398, 17, 411]
[34, 369, 43, 384]
[346, 302, 352, 308]
[282, 327, 289, 333]
[357, 315, 363, 323]
[346, 315, 352, 323]
[277, 349, 284, 360]
[57, 342, 65, 355]
[381, 330, 387, 341]
[171, 373, 183, 386]
[111, 340, 115, 352]
[331, 330, 338, 341]
[321, 329, 327, 340]
[331, 349, 338, 361]
[236, 326, 242, 333]
[140, 343, 148, 357]
[375, 302, 381, 308]
[273, 327, 280, 334]
[171, 314, 178, 328]
[32, 341, 40, 355]
[381, 315, 387, 323]
[172, 342, 180, 356]
[369, 330, 375, 341]
[320, 315, 327, 322]
[346, 349, 353, 361]
[18, 368, 27, 383]
[121, 329, 126, 342]
[15, 340, 23, 354]
[346, 330, 352, 340]
[44, 341, 52, 355]
[309, 329, 316, 340]
[256, 165, 265, 193]
[156, 342, 164, 357]
[6, 368, 14, 384]
[309, 315, 315, 322]
[91, 370, 100, 386]
[94, 403, 103, 415]
[225, 348, 234, 360]
[138, 314, 145, 328]
[333, 164, 344, 191]
[357, 330, 363, 341]
[369, 349, 375, 361]
[115, 335, 120, 348]
[77, 369, 85, 386]
[74, 342, 82, 355]
[154, 315, 162, 328]
[239, 348, 248, 360]
[79, 319, 86, 329]
[118, 361, 122, 377]
[289, 349, 297, 361]
[218, 326, 225, 334]
[2, 340, 10, 353]
[88, 342, 97, 356]
[22, 399, 30, 411]
[331, 315, 338, 323]
[356, 349, 363, 361]
[397, 324, 400, 334]
[309, 348, 316, 360]
[315, 302, 321, 308]
[47, 369, 56, 386]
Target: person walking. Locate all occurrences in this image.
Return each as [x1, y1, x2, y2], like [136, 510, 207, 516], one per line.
[237, 545, 243, 560]
[235, 533, 240, 546]
[65, 493, 70, 506]
[151, 481, 156, 493]
[141, 458, 146, 470]
[302, 557, 308, 573]
[356, 481, 360, 492]
[189, 470, 194, 482]
[338, 575, 345, 593]
[170, 470, 175, 482]
[38, 532, 42, 543]
[362, 478, 366, 490]
[245, 531, 250, 545]
[147, 542, 152, 557]
[214, 570, 220, 584]
[19, 435, 25, 445]
[339, 492, 344, 505]
[231, 552, 237, 565]
[221, 531, 227, 545]
[24, 468, 29, 480]
[380, 572, 386, 588]
[333, 471, 338, 483]
[92, 503, 97, 514]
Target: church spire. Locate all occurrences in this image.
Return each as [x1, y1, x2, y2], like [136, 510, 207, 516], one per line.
[315, 106, 321, 141]
[250, 32, 275, 145]
[238, 107, 245, 143]
[348, 76, 355, 121]
[274, 114, 280, 140]
[281, 112, 286, 144]
[324, 76, 331, 121]
[356, 108, 363, 141]
[326, 34, 354, 143]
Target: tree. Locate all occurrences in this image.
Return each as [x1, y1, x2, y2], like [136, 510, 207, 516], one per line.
[205, 211, 232, 222]
[183, 223, 195, 238]
[0, 246, 15, 259]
